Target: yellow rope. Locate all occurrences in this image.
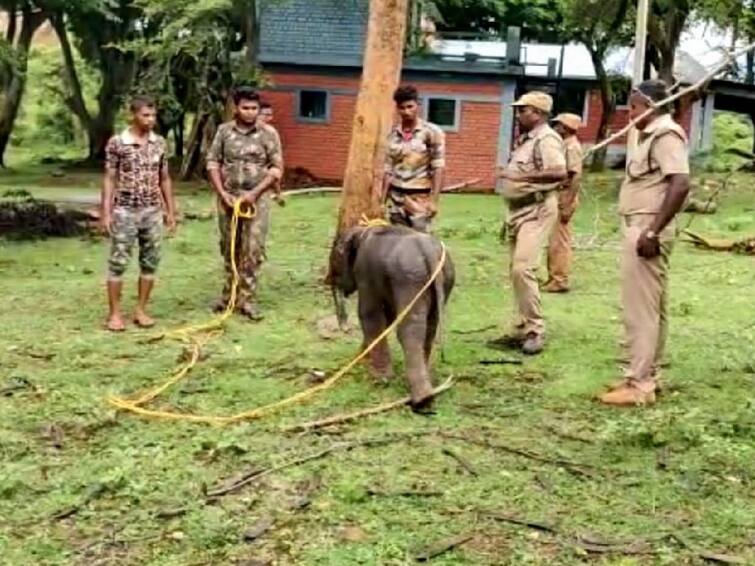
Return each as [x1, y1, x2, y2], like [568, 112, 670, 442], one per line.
[107, 209, 446, 427]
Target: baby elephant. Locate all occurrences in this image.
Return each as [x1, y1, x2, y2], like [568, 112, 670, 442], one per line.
[330, 225, 455, 410]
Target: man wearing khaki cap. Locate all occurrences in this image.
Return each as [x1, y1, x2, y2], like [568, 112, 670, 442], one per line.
[491, 91, 567, 355]
[600, 79, 690, 406]
[545, 113, 584, 293]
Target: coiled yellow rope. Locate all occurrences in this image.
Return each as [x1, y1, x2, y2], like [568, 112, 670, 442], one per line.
[107, 204, 446, 426]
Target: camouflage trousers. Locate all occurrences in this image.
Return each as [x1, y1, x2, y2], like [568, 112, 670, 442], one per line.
[217, 193, 271, 306]
[107, 205, 163, 280]
[387, 187, 437, 233]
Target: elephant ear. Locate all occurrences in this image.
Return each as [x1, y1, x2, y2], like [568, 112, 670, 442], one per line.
[332, 227, 362, 297]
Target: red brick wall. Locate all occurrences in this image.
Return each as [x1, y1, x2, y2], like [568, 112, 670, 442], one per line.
[579, 90, 693, 145]
[261, 71, 502, 188]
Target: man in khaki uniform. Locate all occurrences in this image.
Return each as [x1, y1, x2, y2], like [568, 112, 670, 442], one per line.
[492, 92, 567, 355]
[545, 113, 583, 293]
[600, 80, 690, 406]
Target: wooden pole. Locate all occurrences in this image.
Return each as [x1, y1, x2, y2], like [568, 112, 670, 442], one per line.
[633, 0, 650, 86]
[629, 0, 651, 150]
[336, 0, 410, 231]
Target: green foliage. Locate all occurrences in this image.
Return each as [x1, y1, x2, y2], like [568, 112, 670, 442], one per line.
[696, 112, 754, 172]
[9, 46, 99, 159]
[433, 0, 567, 42]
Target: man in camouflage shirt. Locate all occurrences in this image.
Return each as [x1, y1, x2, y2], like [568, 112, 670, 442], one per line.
[206, 87, 283, 320]
[101, 95, 176, 332]
[382, 85, 446, 232]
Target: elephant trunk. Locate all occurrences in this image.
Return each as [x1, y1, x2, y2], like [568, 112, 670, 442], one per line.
[332, 286, 349, 330]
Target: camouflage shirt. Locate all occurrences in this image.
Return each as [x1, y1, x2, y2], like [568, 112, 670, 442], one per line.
[206, 120, 284, 194]
[105, 129, 168, 209]
[385, 119, 445, 190]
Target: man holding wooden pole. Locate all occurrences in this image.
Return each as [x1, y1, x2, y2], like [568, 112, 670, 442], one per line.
[600, 80, 690, 406]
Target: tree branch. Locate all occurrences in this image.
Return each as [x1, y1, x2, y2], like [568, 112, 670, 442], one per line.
[585, 41, 755, 160]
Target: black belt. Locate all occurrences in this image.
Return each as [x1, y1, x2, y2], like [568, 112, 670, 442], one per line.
[390, 185, 432, 195]
[506, 190, 552, 211]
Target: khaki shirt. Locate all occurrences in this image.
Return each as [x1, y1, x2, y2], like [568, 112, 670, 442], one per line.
[385, 119, 445, 190]
[105, 129, 167, 209]
[206, 120, 283, 194]
[502, 123, 566, 201]
[619, 114, 689, 216]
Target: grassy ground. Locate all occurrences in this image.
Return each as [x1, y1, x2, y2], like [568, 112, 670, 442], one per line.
[0, 166, 754, 566]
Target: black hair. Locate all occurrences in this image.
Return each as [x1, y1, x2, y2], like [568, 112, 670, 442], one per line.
[129, 95, 156, 113]
[233, 86, 261, 106]
[393, 85, 420, 105]
[260, 102, 273, 110]
[635, 79, 671, 113]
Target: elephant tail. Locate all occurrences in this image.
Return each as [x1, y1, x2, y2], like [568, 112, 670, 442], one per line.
[433, 244, 448, 363]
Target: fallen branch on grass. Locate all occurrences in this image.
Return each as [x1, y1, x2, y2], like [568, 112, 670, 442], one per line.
[682, 230, 755, 255]
[281, 377, 454, 433]
[206, 431, 435, 499]
[413, 532, 476, 562]
[442, 447, 479, 477]
[439, 432, 599, 478]
[585, 41, 755, 160]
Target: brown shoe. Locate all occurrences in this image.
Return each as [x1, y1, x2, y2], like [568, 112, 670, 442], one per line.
[543, 281, 569, 293]
[599, 383, 656, 406]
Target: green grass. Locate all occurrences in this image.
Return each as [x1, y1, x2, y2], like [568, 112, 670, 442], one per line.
[0, 169, 754, 565]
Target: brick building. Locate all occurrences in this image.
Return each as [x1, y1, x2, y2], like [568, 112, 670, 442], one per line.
[258, 0, 708, 189]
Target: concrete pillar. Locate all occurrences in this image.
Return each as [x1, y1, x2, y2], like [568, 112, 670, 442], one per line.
[497, 78, 517, 193]
[688, 98, 702, 155]
[701, 92, 716, 152]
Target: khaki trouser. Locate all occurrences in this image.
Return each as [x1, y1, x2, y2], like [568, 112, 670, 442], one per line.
[621, 214, 674, 385]
[506, 193, 558, 337]
[547, 218, 572, 287]
[217, 193, 272, 307]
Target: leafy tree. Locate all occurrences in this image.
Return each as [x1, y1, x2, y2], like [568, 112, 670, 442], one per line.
[646, 0, 694, 85]
[46, 0, 140, 161]
[433, 0, 567, 42]
[696, 0, 755, 83]
[0, 1, 50, 166]
[561, 0, 632, 169]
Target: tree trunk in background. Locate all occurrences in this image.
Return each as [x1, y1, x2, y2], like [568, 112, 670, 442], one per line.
[589, 52, 614, 171]
[87, 48, 136, 161]
[336, 0, 409, 231]
[0, 7, 47, 167]
[50, 12, 92, 135]
[243, 0, 259, 69]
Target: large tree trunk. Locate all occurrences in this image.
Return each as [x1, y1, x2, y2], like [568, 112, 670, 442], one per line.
[243, 0, 259, 69]
[0, 7, 47, 167]
[336, 0, 409, 232]
[87, 48, 136, 161]
[180, 112, 210, 180]
[589, 52, 615, 172]
[50, 12, 92, 133]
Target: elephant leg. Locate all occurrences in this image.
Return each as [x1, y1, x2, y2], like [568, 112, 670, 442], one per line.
[397, 296, 434, 410]
[358, 295, 393, 382]
[424, 299, 439, 364]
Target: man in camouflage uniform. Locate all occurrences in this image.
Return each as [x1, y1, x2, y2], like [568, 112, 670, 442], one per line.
[545, 113, 584, 293]
[206, 87, 283, 320]
[101, 95, 176, 332]
[382, 85, 446, 233]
